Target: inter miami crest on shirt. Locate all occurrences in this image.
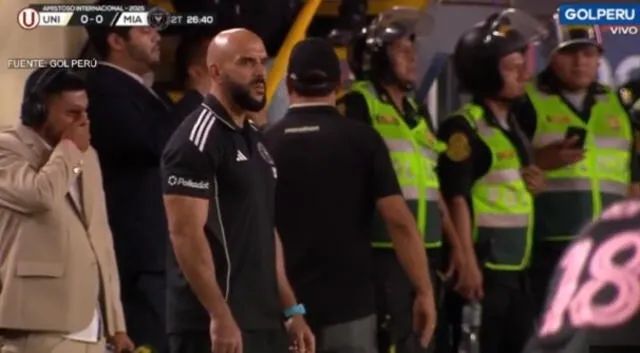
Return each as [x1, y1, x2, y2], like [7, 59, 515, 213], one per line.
[257, 142, 274, 165]
[257, 142, 277, 179]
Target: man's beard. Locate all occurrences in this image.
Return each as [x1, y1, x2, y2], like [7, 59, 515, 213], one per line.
[126, 43, 158, 69]
[222, 74, 266, 112]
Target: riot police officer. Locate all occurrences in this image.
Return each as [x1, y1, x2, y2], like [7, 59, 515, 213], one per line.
[437, 10, 546, 353]
[340, 7, 482, 353]
[513, 14, 640, 316]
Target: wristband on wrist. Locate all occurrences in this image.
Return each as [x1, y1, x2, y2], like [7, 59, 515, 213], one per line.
[283, 303, 306, 318]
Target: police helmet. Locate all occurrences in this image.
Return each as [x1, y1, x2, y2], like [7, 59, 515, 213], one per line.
[347, 6, 433, 89]
[347, 27, 370, 81]
[543, 13, 602, 55]
[453, 9, 547, 96]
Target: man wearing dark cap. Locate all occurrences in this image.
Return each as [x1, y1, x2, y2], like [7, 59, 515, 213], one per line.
[264, 38, 437, 353]
[0, 68, 133, 353]
[84, 1, 178, 351]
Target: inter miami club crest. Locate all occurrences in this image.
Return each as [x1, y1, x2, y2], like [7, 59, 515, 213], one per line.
[257, 142, 274, 165]
[147, 7, 169, 31]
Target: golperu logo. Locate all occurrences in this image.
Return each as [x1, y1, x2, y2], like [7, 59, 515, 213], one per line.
[167, 175, 209, 190]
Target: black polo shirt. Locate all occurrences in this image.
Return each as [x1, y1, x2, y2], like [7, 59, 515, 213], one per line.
[512, 69, 640, 183]
[522, 200, 640, 353]
[263, 104, 401, 329]
[162, 94, 281, 332]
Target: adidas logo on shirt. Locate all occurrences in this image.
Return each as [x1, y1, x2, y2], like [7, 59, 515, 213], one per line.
[236, 150, 248, 162]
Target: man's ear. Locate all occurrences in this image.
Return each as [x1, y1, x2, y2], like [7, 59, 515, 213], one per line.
[106, 32, 126, 53]
[208, 63, 220, 82]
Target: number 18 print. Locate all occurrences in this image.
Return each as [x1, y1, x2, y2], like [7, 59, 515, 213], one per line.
[539, 232, 640, 336]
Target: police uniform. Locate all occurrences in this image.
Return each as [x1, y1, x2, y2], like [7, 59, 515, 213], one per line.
[522, 199, 640, 353]
[513, 22, 640, 317]
[439, 10, 544, 353]
[342, 8, 447, 353]
[438, 103, 536, 353]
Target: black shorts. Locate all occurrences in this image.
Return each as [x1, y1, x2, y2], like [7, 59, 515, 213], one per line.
[169, 329, 289, 353]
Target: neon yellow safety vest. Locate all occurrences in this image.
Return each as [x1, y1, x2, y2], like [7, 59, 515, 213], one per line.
[350, 80, 446, 248]
[525, 84, 632, 241]
[457, 104, 534, 270]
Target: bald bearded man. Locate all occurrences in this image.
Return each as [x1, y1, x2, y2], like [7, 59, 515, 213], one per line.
[161, 29, 314, 353]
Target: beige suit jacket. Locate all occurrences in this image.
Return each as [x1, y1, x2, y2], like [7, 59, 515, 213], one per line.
[0, 125, 126, 335]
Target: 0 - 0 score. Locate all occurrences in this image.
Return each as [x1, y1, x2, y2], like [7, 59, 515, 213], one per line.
[80, 14, 104, 25]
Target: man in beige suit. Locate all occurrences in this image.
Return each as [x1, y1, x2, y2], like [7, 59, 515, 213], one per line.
[0, 68, 133, 353]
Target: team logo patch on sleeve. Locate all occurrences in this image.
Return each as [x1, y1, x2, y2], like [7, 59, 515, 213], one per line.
[445, 132, 471, 161]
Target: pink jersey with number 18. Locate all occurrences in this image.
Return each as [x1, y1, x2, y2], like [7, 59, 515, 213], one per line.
[523, 199, 640, 353]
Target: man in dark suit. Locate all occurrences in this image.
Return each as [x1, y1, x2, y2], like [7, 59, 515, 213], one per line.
[84, 2, 178, 352]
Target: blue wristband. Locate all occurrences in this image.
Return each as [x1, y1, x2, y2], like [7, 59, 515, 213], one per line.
[284, 304, 306, 318]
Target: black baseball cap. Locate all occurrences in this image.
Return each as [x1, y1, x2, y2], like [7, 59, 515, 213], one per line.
[287, 38, 341, 90]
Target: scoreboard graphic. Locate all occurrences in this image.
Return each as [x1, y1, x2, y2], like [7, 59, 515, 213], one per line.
[17, 4, 215, 30]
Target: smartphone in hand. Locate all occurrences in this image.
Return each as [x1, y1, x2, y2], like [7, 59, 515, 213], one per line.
[565, 126, 587, 148]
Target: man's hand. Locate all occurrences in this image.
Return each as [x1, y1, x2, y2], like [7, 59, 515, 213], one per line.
[522, 165, 545, 195]
[61, 119, 91, 152]
[457, 261, 484, 300]
[442, 246, 466, 282]
[534, 136, 584, 170]
[210, 312, 243, 353]
[445, 249, 484, 301]
[412, 292, 437, 348]
[285, 315, 315, 353]
[109, 332, 134, 353]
